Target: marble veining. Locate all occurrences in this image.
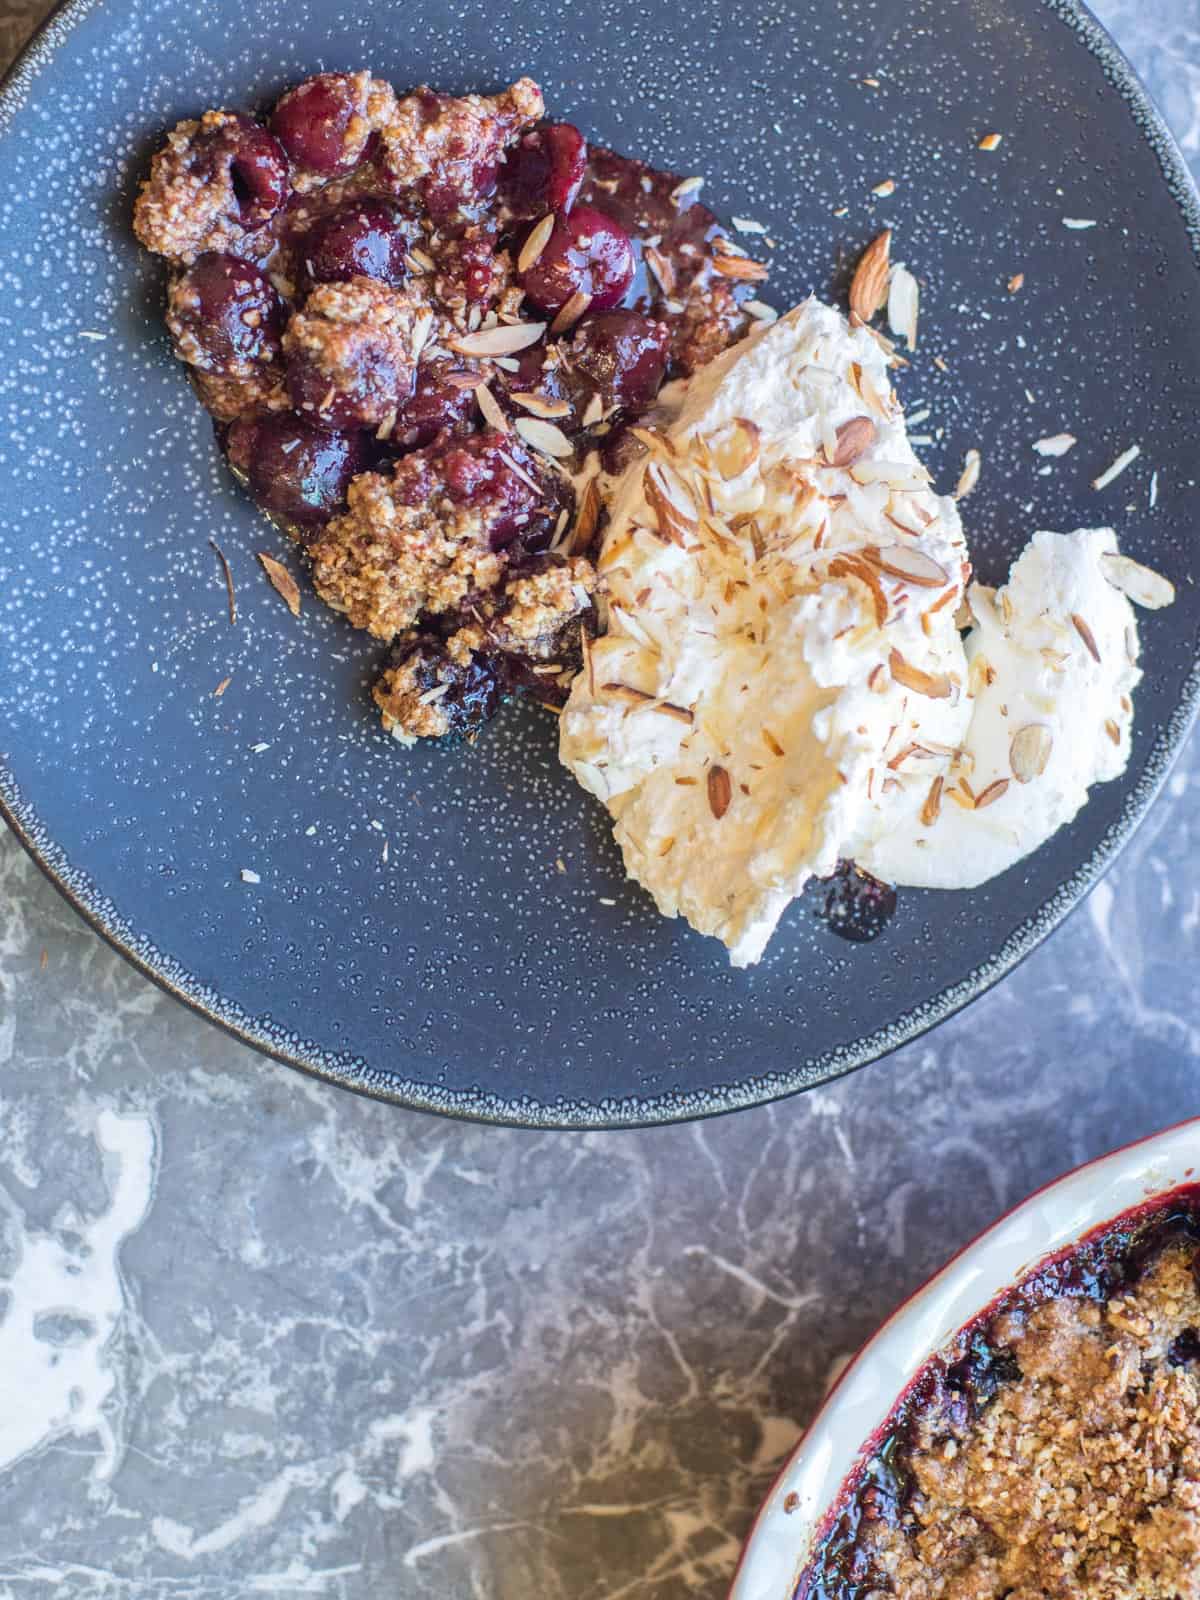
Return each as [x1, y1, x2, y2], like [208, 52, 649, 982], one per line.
[1, 0, 1199, 1595]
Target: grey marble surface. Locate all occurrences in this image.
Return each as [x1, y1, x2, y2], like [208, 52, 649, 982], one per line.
[1, 2, 1198, 1596]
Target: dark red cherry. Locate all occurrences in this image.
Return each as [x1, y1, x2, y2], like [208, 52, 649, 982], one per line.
[270, 73, 364, 175]
[385, 639, 502, 739]
[225, 411, 368, 529]
[298, 200, 411, 289]
[389, 365, 476, 452]
[571, 311, 670, 412]
[519, 204, 634, 314]
[499, 121, 587, 217]
[168, 253, 284, 374]
[220, 115, 289, 228]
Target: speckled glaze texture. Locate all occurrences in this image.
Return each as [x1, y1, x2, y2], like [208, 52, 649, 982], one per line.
[2, 0, 1199, 1121]
[1, 1, 1200, 1596]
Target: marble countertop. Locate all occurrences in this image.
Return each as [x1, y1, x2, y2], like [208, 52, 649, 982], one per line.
[2, 2, 1198, 1595]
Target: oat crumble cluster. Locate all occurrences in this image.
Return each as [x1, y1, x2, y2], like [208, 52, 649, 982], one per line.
[804, 1216, 1200, 1600]
[133, 71, 763, 740]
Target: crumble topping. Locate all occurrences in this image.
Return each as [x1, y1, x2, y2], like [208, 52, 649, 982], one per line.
[378, 78, 544, 213]
[190, 368, 287, 423]
[133, 111, 274, 265]
[812, 1236, 1200, 1600]
[282, 276, 422, 427]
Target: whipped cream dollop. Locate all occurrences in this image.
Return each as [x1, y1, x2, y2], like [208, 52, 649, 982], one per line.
[558, 300, 1169, 965]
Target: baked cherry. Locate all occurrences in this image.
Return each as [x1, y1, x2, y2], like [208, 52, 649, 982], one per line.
[270, 73, 365, 175]
[167, 252, 284, 374]
[499, 121, 587, 217]
[225, 411, 368, 529]
[571, 311, 670, 412]
[390, 365, 476, 452]
[519, 204, 634, 314]
[385, 639, 503, 739]
[298, 199, 411, 289]
[220, 115, 290, 228]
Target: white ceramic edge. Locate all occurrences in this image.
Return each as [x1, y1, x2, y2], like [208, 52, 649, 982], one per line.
[729, 1117, 1200, 1600]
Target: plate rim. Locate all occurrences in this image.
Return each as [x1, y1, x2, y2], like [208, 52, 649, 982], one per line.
[1, 0, 1198, 1129]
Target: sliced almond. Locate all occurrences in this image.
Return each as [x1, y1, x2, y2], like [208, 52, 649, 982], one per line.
[257, 552, 301, 617]
[1010, 723, 1053, 783]
[711, 254, 769, 282]
[551, 290, 592, 334]
[1033, 433, 1076, 457]
[514, 416, 574, 459]
[1104, 718, 1122, 745]
[828, 416, 878, 469]
[474, 382, 509, 433]
[644, 244, 677, 297]
[707, 764, 732, 820]
[708, 417, 761, 480]
[761, 726, 785, 758]
[874, 545, 950, 588]
[1100, 552, 1175, 610]
[867, 662, 889, 694]
[601, 681, 656, 707]
[849, 229, 893, 323]
[1071, 612, 1102, 663]
[978, 131, 1003, 151]
[581, 392, 604, 428]
[888, 647, 953, 699]
[974, 777, 1010, 810]
[569, 477, 601, 555]
[887, 263, 919, 350]
[517, 213, 556, 274]
[644, 459, 700, 545]
[954, 448, 982, 500]
[510, 392, 572, 419]
[450, 322, 546, 357]
[920, 775, 944, 827]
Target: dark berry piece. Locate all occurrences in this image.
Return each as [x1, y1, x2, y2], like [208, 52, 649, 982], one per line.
[224, 412, 368, 529]
[820, 862, 898, 943]
[389, 364, 476, 452]
[221, 115, 290, 228]
[519, 204, 634, 314]
[270, 73, 365, 175]
[571, 311, 671, 412]
[499, 121, 587, 217]
[298, 199, 412, 289]
[167, 252, 284, 375]
[382, 639, 502, 739]
[1169, 1328, 1200, 1366]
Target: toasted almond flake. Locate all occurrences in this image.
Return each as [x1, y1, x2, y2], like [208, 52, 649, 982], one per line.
[582, 392, 604, 428]
[707, 764, 732, 820]
[474, 382, 509, 433]
[601, 681, 656, 708]
[214, 676, 232, 698]
[867, 663, 889, 694]
[708, 417, 761, 479]
[675, 775, 697, 785]
[1010, 723, 1053, 783]
[1092, 443, 1141, 490]
[449, 321, 546, 357]
[644, 244, 676, 296]
[872, 178, 897, 197]
[418, 681, 452, 705]
[978, 131, 1003, 151]
[1100, 552, 1175, 610]
[551, 290, 593, 334]
[1105, 718, 1122, 745]
[975, 777, 1010, 809]
[889, 647, 953, 699]
[658, 835, 676, 856]
[240, 868, 261, 884]
[711, 253, 769, 282]
[655, 701, 694, 725]
[407, 246, 435, 272]
[920, 775, 944, 826]
[1007, 272, 1025, 293]
[569, 478, 602, 555]
[491, 459, 544, 511]
[209, 539, 237, 625]
[671, 176, 705, 202]
[743, 298, 778, 324]
[874, 544, 949, 588]
[517, 212, 556, 273]
[644, 458, 700, 545]
[850, 230, 892, 323]
[762, 726, 785, 758]
[510, 391, 571, 419]
[886, 263, 919, 349]
[828, 415, 878, 468]
[1033, 433, 1076, 457]
[1063, 217, 1097, 230]
[732, 216, 768, 235]
[258, 551, 301, 616]
[1071, 612, 1102, 663]
[955, 448, 982, 500]
[514, 416, 574, 459]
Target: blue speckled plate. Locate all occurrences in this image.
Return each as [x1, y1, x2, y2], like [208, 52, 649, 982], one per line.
[1, 0, 1198, 1127]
